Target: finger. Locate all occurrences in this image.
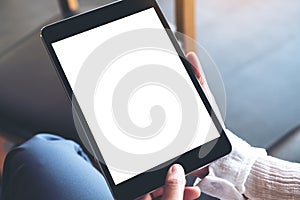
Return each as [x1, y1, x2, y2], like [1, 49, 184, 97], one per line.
[162, 164, 186, 200]
[186, 52, 201, 79]
[183, 186, 201, 200]
[186, 52, 204, 87]
[148, 186, 201, 200]
[151, 187, 164, 198]
[136, 194, 152, 200]
[190, 166, 209, 178]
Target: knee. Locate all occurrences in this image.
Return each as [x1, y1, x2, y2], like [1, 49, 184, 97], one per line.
[3, 134, 63, 167]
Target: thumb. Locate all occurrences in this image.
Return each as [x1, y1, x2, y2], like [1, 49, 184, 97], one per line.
[162, 164, 186, 200]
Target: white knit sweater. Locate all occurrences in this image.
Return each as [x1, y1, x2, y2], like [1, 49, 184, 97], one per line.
[195, 62, 300, 199]
[197, 129, 300, 200]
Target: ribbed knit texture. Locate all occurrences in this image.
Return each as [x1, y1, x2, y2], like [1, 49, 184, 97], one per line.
[198, 129, 300, 200]
[198, 79, 300, 199]
[244, 155, 300, 199]
[198, 129, 267, 200]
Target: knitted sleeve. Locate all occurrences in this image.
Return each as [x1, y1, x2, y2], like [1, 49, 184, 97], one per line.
[244, 155, 300, 199]
[198, 129, 300, 200]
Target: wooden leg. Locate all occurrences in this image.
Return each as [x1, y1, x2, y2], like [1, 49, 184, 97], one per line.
[175, 0, 196, 52]
[57, 0, 79, 18]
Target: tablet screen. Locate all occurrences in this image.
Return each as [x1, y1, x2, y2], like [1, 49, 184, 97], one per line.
[51, 7, 220, 185]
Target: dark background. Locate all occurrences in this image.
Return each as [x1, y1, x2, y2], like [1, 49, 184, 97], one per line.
[1, 0, 300, 148]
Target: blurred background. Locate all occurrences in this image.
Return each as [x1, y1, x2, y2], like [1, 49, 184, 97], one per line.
[0, 0, 300, 198]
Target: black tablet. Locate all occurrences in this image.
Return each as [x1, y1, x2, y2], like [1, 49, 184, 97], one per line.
[41, 0, 231, 199]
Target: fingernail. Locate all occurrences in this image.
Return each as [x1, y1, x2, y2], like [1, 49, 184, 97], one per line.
[171, 164, 184, 174]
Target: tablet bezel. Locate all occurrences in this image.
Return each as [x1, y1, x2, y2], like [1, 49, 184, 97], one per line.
[41, 0, 231, 199]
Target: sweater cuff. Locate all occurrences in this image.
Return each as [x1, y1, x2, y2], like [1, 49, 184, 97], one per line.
[209, 129, 267, 193]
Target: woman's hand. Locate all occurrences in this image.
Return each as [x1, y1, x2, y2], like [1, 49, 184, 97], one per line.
[186, 52, 268, 200]
[139, 164, 200, 200]
[139, 52, 206, 200]
[186, 52, 206, 94]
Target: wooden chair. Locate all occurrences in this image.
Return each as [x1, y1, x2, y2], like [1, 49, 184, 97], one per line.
[59, 0, 196, 51]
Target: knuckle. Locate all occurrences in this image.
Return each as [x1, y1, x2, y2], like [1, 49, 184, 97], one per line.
[166, 177, 186, 187]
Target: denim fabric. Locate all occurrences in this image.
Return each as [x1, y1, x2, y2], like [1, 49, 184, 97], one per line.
[1, 134, 114, 200]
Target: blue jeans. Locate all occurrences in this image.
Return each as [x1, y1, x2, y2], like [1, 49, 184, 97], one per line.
[1, 134, 114, 200]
